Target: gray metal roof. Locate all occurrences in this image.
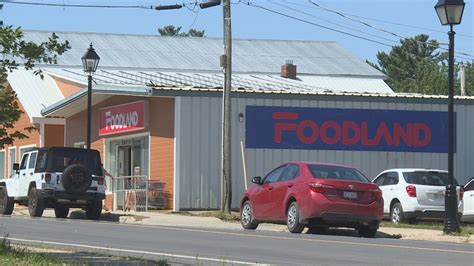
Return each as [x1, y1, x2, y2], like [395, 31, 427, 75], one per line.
[45, 68, 393, 94]
[7, 69, 64, 119]
[23, 30, 385, 78]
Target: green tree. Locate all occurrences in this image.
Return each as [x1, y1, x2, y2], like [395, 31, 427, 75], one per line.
[462, 62, 474, 96]
[0, 26, 70, 148]
[369, 34, 450, 95]
[158, 25, 205, 37]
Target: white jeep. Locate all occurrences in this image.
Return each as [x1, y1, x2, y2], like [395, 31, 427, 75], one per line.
[0, 147, 106, 220]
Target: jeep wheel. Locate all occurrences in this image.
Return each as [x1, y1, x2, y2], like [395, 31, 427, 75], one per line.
[54, 206, 69, 218]
[28, 187, 44, 217]
[62, 164, 92, 194]
[0, 186, 14, 215]
[86, 200, 102, 220]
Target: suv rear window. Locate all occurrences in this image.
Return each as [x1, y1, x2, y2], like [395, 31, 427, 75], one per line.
[308, 165, 369, 183]
[403, 171, 459, 186]
[35, 149, 102, 175]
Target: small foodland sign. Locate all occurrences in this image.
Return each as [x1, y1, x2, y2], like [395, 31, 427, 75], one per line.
[99, 101, 147, 135]
[245, 106, 454, 153]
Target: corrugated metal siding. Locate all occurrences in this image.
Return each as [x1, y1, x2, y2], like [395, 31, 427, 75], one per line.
[177, 95, 474, 209]
[23, 30, 383, 77]
[178, 96, 223, 209]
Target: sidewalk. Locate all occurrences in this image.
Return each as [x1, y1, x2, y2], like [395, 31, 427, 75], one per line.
[12, 208, 474, 244]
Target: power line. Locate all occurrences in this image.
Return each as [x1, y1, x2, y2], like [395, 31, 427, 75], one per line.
[273, 2, 400, 45]
[2, 0, 156, 9]
[271, 0, 474, 59]
[305, 0, 474, 58]
[245, 2, 394, 48]
[283, 0, 473, 39]
[245, 2, 474, 61]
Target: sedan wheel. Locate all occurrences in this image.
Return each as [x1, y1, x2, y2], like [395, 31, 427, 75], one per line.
[287, 201, 305, 233]
[241, 200, 258, 230]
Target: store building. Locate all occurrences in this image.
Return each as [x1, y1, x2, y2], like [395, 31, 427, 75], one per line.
[5, 30, 474, 211]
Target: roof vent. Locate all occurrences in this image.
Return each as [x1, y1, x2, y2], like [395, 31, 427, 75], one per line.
[281, 60, 297, 80]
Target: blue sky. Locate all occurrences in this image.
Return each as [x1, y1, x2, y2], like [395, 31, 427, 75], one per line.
[1, 0, 473, 63]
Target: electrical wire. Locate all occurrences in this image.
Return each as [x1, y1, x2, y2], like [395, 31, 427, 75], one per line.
[246, 2, 394, 48]
[246, 1, 474, 60]
[305, 0, 474, 58]
[282, 0, 473, 39]
[273, 2, 400, 45]
[2, 0, 155, 9]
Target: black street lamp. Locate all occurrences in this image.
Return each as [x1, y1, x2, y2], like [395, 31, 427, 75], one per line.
[81, 43, 100, 149]
[434, 0, 465, 234]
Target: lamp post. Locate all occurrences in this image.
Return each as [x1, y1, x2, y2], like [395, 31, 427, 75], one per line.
[434, 0, 465, 234]
[81, 43, 100, 149]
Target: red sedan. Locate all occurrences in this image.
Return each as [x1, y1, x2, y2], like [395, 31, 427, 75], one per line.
[240, 162, 383, 237]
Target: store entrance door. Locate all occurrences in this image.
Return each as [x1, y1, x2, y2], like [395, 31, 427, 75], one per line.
[118, 146, 132, 177]
[107, 135, 149, 211]
[116, 145, 132, 210]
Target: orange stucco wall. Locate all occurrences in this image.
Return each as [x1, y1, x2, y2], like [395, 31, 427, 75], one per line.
[44, 125, 64, 147]
[53, 77, 83, 97]
[65, 96, 175, 209]
[149, 98, 175, 209]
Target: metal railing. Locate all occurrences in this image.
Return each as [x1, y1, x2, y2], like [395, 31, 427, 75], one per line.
[111, 175, 166, 212]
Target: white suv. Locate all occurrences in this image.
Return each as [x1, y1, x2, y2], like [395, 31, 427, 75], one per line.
[0, 147, 105, 220]
[461, 178, 474, 223]
[372, 169, 463, 224]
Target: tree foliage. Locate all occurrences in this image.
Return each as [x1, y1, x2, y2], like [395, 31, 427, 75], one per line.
[0, 26, 70, 148]
[369, 34, 473, 95]
[158, 25, 205, 37]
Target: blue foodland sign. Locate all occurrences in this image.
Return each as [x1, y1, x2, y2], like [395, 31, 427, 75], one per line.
[245, 106, 454, 153]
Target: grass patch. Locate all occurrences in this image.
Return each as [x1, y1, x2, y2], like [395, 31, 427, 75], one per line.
[0, 237, 62, 265]
[380, 221, 474, 236]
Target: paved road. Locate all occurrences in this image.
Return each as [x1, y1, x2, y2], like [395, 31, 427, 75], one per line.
[0, 216, 473, 265]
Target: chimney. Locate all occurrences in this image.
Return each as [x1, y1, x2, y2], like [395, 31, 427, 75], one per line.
[281, 60, 297, 79]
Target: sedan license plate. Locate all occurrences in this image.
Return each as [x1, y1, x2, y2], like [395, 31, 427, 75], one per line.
[343, 191, 357, 199]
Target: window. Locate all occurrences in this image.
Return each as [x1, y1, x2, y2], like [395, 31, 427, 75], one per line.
[385, 172, 399, 185]
[280, 164, 300, 182]
[35, 150, 48, 173]
[403, 171, 458, 186]
[28, 152, 37, 169]
[263, 166, 286, 184]
[373, 174, 387, 186]
[0, 151, 5, 179]
[464, 179, 474, 191]
[8, 147, 16, 177]
[308, 164, 370, 183]
[19, 154, 30, 170]
[20, 146, 36, 158]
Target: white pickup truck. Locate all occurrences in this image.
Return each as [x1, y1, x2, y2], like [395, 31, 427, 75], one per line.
[0, 147, 105, 220]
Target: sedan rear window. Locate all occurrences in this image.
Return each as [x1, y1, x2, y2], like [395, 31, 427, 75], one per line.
[403, 171, 459, 186]
[308, 165, 369, 183]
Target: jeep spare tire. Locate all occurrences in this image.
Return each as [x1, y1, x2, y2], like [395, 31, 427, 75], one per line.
[61, 164, 92, 194]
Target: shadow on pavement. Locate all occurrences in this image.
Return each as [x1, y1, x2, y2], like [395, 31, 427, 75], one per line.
[68, 210, 122, 222]
[305, 227, 401, 239]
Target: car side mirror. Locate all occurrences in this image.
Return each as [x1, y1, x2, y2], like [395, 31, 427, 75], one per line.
[13, 163, 19, 171]
[251, 176, 262, 185]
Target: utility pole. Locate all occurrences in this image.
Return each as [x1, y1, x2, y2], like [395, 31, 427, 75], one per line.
[222, 0, 232, 213]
